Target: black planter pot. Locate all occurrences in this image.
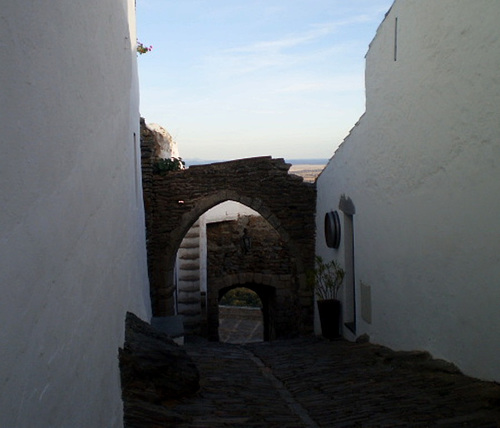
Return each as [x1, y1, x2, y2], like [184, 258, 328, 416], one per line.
[317, 299, 342, 339]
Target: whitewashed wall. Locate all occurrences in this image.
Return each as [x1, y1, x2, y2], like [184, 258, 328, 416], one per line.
[316, 0, 500, 381]
[0, 2, 151, 427]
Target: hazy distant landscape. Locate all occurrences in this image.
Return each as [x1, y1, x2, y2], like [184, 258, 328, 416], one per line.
[185, 158, 327, 183]
[289, 164, 326, 183]
[185, 158, 328, 166]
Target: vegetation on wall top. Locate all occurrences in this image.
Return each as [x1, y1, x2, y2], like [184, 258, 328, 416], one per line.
[153, 157, 185, 175]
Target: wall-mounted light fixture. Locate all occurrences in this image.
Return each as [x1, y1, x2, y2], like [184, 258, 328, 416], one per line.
[324, 211, 341, 249]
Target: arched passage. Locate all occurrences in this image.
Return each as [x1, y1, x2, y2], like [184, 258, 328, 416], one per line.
[215, 281, 276, 342]
[218, 286, 265, 344]
[141, 153, 316, 338]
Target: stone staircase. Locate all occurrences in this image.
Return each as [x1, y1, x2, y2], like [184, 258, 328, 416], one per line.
[176, 221, 202, 334]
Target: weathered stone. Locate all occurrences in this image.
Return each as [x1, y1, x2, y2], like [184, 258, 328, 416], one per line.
[140, 144, 316, 322]
[420, 358, 462, 374]
[119, 312, 199, 405]
[204, 214, 309, 340]
[144, 122, 179, 159]
[356, 333, 370, 343]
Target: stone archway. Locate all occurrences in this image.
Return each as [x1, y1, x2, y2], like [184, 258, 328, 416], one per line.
[212, 278, 278, 342]
[218, 278, 277, 341]
[218, 284, 267, 343]
[141, 152, 316, 337]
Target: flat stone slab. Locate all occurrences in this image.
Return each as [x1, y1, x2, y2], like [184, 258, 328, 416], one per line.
[151, 315, 184, 339]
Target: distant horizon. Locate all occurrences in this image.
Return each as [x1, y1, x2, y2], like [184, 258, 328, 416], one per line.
[184, 157, 329, 167]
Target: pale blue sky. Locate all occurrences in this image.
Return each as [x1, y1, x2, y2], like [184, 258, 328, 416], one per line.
[136, 1, 394, 161]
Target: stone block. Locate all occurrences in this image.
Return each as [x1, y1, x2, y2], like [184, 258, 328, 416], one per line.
[119, 312, 199, 405]
[151, 316, 185, 344]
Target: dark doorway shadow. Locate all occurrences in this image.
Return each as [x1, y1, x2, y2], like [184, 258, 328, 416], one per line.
[217, 284, 276, 342]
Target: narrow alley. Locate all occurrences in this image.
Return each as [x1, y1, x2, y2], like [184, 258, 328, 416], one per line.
[127, 335, 500, 427]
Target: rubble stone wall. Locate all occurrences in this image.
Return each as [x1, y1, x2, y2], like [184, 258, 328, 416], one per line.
[140, 135, 316, 336]
[206, 215, 300, 339]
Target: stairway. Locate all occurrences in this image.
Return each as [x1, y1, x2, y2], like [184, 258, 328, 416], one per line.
[176, 221, 202, 335]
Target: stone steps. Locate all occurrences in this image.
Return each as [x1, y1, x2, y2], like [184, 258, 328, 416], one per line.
[176, 221, 203, 334]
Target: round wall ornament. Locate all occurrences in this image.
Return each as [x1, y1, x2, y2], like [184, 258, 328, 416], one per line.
[324, 211, 341, 249]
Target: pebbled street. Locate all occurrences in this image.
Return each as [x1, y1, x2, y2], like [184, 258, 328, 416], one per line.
[151, 335, 500, 427]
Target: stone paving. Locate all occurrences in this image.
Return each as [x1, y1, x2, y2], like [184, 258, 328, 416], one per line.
[141, 335, 500, 427]
[218, 306, 264, 344]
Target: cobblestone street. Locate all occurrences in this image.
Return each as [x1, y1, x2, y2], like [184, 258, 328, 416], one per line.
[140, 336, 500, 427]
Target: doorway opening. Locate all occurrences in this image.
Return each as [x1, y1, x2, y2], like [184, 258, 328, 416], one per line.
[218, 287, 264, 344]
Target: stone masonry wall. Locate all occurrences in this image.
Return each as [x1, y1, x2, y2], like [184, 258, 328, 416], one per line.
[140, 130, 317, 337]
[206, 215, 300, 339]
[207, 216, 293, 278]
[140, 117, 155, 262]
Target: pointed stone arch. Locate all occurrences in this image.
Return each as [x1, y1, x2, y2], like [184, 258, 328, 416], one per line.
[142, 155, 316, 337]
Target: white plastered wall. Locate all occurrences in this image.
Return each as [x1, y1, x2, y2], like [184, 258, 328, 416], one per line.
[316, 0, 500, 381]
[0, 1, 151, 427]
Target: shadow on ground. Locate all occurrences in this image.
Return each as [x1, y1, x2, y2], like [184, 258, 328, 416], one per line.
[125, 333, 500, 427]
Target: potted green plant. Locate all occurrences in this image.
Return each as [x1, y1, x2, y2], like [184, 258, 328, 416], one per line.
[308, 256, 345, 339]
